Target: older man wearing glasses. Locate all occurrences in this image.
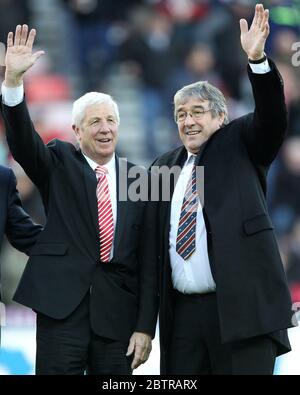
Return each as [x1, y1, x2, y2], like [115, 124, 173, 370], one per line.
[151, 4, 293, 375]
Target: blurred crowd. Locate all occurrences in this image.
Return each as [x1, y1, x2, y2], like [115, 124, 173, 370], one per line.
[0, 0, 300, 305]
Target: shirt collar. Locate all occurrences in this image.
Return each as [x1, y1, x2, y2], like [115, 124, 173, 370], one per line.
[185, 150, 197, 166]
[83, 153, 116, 175]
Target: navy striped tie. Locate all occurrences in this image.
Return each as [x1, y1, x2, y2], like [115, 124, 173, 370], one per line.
[176, 159, 199, 260]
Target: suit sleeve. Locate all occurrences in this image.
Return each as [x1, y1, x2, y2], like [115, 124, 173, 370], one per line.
[135, 175, 159, 338]
[5, 169, 42, 255]
[1, 98, 59, 186]
[241, 58, 288, 167]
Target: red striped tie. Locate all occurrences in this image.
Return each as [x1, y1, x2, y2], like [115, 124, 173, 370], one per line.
[95, 166, 114, 263]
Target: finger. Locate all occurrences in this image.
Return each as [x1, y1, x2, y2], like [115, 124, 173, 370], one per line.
[7, 31, 13, 47]
[140, 342, 151, 361]
[251, 3, 259, 28]
[131, 343, 151, 369]
[256, 4, 263, 28]
[131, 356, 141, 370]
[20, 24, 28, 45]
[31, 50, 45, 63]
[14, 25, 22, 46]
[240, 19, 248, 35]
[126, 338, 135, 356]
[133, 350, 149, 368]
[261, 9, 269, 30]
[264, 8, 269, 22]
[131, 353, 142, 369]
[26, 28, 36, 49]
[131, 346, 143, 369]
[140, 349, 150, 363]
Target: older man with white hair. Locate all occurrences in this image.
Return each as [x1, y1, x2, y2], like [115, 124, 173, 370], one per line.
[0, 24, 158, 375]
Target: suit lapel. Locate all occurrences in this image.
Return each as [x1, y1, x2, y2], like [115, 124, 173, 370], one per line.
[78, 149, 99, 238]
[194, 128, 222, 207]
[194, 132, 217, 166]
[167, 146, 187, 198]
[194, 139, 210, 207]
[162, 146, 187, 239]
[114, 156, 129, 255]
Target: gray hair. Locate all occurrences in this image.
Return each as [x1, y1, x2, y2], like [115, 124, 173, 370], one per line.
[174, 81, 229, 125]
[72, 92, 120, 127]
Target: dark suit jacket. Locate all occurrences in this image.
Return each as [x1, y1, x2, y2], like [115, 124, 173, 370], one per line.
[1, 100, 158, 342]
[151, 60, 293, 372]
[0, 165, 42, 299]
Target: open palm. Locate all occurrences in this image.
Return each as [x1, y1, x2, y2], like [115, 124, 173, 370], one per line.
[5, 24, 44, 84]
[240, 4, 269, 60]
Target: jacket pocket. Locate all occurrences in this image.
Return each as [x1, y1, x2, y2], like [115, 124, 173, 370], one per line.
[30, 243, 68, 256]
[243, 214, 274, 235]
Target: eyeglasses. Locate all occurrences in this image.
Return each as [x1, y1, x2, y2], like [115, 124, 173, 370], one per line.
[176, 108, 212, 123]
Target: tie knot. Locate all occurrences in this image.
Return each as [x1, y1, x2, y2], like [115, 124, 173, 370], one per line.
[95, 165, 108, 176]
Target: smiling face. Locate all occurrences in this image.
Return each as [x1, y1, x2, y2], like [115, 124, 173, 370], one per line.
[73, 102, 118, 165]
[176, 98, 225, 154]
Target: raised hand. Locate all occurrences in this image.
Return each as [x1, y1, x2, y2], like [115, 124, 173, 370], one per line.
[5, 24, 45, 87]
[240, 3, 269, 61]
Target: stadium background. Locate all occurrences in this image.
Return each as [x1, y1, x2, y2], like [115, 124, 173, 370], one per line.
[0, 0, 300, 374]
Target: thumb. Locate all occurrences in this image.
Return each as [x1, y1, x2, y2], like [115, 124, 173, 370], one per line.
[126, 337, 135, 356]
[31, 50, 45, 64]
[240, 19, 248, 35]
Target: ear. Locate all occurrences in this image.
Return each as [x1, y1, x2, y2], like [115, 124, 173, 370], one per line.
[72, 124, 80, 140]
[219, 112, 226, 127]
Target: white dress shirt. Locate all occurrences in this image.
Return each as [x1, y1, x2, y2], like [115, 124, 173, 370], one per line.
[1, 84, 24, 106]
[249, 58, 271, 74]
[169, 152, 216, 294]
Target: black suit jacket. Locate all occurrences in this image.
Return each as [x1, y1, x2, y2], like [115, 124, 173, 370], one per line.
[0, 165, 42, 299]
[152, 60, 293, 371]
[1, 100, 158, 342]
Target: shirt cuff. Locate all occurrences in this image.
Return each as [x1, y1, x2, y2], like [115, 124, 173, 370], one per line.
[249, 58, 271, 74]
[1, 82, 24, 106]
